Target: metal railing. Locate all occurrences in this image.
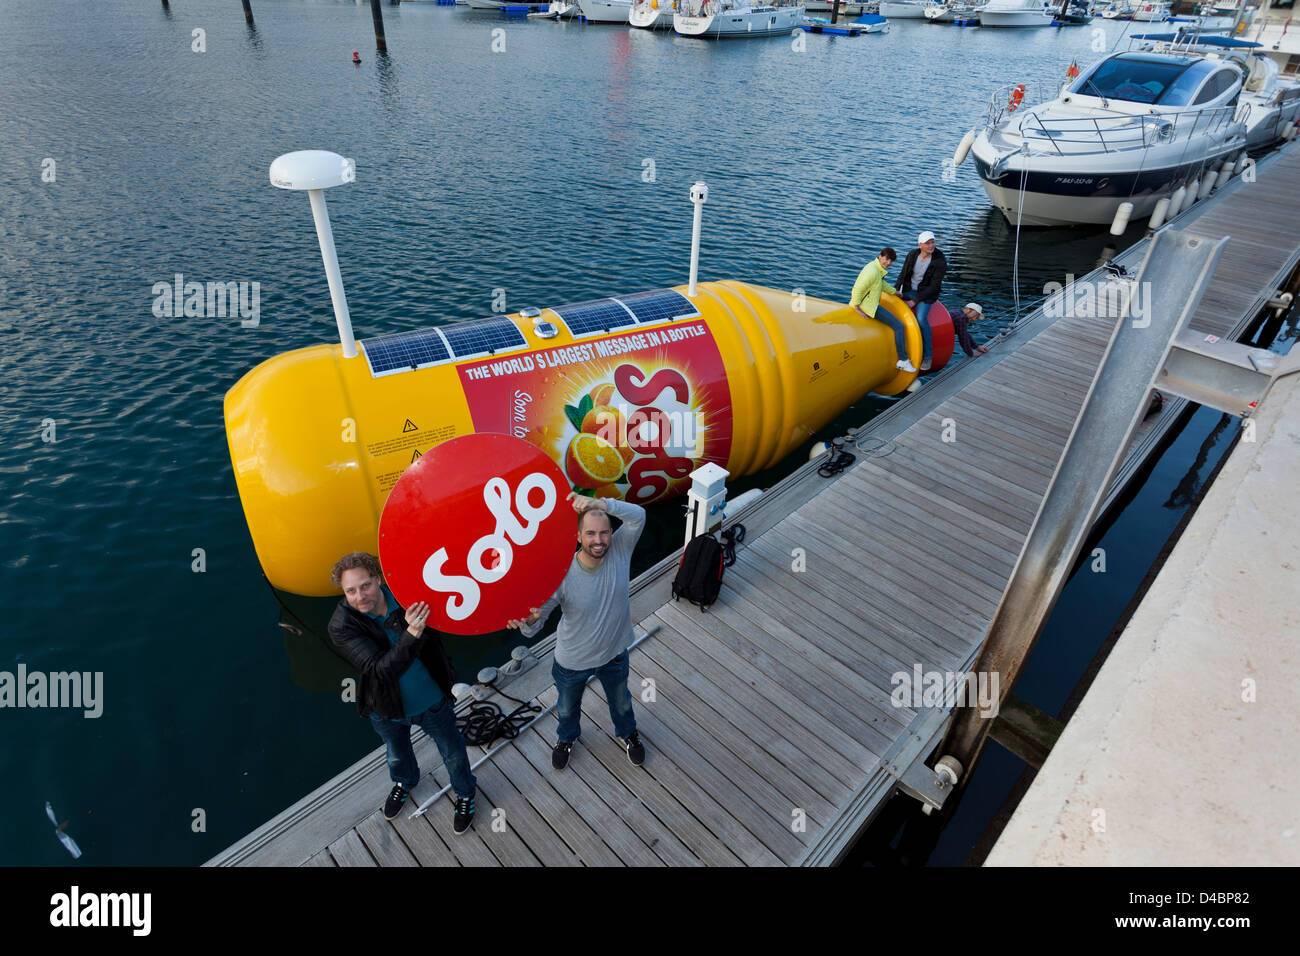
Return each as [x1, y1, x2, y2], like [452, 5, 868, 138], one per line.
[988, 93, 1239, 157]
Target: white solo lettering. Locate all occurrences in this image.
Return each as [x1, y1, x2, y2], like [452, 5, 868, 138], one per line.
[422, 472, 558, 621]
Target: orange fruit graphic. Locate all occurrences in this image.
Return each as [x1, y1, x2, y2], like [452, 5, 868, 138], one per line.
[581, 405, 624, 444]
[588, 383, 616, 407]
[617, 443, 635, 465]
[593, 483, 623, 500]
[565, 433, 625, 488]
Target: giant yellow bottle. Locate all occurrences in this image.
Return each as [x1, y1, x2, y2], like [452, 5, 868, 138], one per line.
[225, 281, 952, 595]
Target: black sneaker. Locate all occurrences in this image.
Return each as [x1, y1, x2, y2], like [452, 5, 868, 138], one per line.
[622, 731, 645, 766]
[552, 740, 574, 770]
[383, 783, 411, 820]
[452, 794, 475, 835]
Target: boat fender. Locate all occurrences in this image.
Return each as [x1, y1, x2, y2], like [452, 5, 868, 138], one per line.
[1214, 163, 1234, 189]
[1109, 201, 1133, 237]
[1199, 171, 1217, 200]
[1147, 197, 1171, 231]
[1008, 84, 1026, 112]
[953, 129, 976, 167]
[1186, 178, 1200, 205]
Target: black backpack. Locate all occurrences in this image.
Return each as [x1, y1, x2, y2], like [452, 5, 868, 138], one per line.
[672, 525, 744, 611]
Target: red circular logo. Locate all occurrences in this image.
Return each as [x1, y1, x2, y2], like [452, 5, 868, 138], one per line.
[378, 433, 574, 635]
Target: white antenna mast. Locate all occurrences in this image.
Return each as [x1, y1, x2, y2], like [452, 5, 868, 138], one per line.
[688, 181, 708, 298]
[269, 150, 358, 358]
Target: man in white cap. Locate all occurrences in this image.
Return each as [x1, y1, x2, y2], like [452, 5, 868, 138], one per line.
[953, 303, 990, 358]
[896, 231, 948, 371]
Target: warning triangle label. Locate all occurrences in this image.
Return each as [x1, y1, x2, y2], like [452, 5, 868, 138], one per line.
[403, 419, 419, 433]
[410, 448, 422, 463]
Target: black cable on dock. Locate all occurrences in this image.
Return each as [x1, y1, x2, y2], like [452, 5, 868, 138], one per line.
[456, 687, 542, 747]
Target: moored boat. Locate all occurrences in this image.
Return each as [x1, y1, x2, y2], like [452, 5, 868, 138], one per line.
[978, 0, 1054, 26]
[630, 0, 676, 27]
[577, 0, 634, 21]
[674, 0, 807, 36]
[964, 49, 1250, 225]
[924, 0, 986, 21]
[879, 0, 929, 17]
[1131, 1, 1171, 22]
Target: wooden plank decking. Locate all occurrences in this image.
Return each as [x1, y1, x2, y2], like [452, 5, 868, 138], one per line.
[209, 142, 1300, 867]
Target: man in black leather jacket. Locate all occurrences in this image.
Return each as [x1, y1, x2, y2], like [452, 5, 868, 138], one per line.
[896, 231, 949, 371]
[327, 552, 477, 834]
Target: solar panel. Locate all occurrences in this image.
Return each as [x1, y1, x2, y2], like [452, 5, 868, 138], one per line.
[616, 289, 701, 327]
[441, 316, 527, 360]
[363, 328, 452, 377]
[552, 298, 638, 338]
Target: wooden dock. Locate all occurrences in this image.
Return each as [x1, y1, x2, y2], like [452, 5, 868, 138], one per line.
[210, 142, 1300, 867]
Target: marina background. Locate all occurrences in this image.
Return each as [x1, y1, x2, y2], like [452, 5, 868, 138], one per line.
[0, 0, 1264, 865]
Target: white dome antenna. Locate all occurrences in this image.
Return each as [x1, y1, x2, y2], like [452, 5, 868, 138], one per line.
[269, 150, 358, 358]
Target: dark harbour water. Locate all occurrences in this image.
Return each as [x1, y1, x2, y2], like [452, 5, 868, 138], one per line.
[0, 0, 1228, 865]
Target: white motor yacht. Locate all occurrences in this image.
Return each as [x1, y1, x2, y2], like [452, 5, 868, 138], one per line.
[978, 0, 1055, 27]
[578, 0, 634, 21]
[630, 0, 676, 26]
[674, 0, 806, 36]
[1098, 1, 1133, 19]
[965, 49, 1249, 225]
[879, 1, 929, 17]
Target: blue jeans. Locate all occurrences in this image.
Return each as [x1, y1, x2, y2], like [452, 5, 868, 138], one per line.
[369, 697, 476, 798]
[552, 650, 637, 744]
[905, 297, 934, 361]
[871, 307, 909, 363]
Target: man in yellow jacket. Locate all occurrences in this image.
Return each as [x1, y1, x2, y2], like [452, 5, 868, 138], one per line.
[850, 247, 915, 374]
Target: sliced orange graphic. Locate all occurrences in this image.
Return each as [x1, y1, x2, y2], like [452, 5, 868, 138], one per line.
[566, 433, 625, 488]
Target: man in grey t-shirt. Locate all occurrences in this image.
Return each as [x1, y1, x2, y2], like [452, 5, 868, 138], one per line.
[508, 492, 646, 771]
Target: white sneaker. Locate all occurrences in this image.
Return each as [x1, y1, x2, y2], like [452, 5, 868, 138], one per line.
[920, 358, 932, 371]
[896, 359, 917, 373]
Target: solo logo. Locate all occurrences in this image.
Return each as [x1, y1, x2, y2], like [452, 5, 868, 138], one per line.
[379, 433, 574, 635]
[423, 472, 556, 620]
[615, 365, 695, 504]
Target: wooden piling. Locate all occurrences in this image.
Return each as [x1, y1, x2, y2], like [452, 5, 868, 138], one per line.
[370, 0, 388, 54]
[242, 0, 254, 24]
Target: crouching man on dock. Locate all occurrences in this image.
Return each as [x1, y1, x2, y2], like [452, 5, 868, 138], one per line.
[327, 552, 477, 835]
[507, 494, 647, 772]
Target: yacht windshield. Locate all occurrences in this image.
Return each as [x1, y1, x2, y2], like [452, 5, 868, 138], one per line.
[1069, 54, 1200, 105]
